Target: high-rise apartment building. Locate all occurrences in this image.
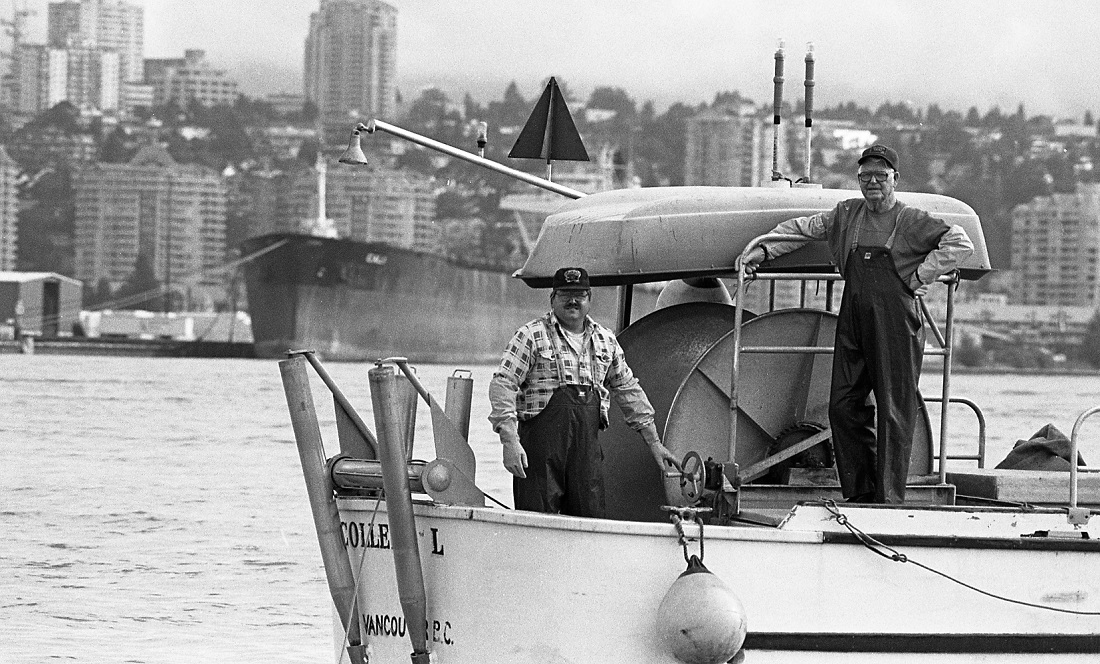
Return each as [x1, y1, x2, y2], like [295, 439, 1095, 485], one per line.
[277, 161, 437, 252]
[1011, 183, 1100, 307]
[684, 104, 787, 187]
[304, 0, 397, 143]
[0, 147, 19, 270]
[144, 50, 239, 107]
[49, 0, 143, 84]
[73, 144, 229, 305]
[35, 0, 143, 114]
[14, 43, 119, 113]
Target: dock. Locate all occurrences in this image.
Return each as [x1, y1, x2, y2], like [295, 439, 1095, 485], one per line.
[0, 336, 256, 358]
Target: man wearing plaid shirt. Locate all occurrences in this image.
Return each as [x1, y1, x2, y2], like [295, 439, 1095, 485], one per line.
[489, 267, 679, 517]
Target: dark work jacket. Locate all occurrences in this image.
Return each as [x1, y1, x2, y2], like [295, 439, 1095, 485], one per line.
[763, 199, 974, 291]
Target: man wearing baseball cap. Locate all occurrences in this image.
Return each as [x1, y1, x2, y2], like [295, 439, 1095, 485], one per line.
[488, 266, 679, 517]
[744, 144, 973, 504]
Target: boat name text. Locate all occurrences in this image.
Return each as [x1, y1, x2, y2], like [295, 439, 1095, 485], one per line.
[341, 521, 445, 556]
[365, 614, 454, 645]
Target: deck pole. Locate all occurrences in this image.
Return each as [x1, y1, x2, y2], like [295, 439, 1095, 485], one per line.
[279, 355, 367, 664]
[369, 364, 431, 664]
[937, 277, 956, 484]
[444, 370, 474, 440]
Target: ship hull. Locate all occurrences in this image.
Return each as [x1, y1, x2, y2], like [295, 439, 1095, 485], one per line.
[334, 499, 1100, 663]
[241, 233, 652, 362]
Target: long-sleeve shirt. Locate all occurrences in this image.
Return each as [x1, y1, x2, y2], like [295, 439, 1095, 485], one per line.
[488, 312, 656, 433]
[761, 198, 974, 290]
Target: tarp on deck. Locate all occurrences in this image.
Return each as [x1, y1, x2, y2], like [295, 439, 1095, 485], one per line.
[995, 424, 1086, 471]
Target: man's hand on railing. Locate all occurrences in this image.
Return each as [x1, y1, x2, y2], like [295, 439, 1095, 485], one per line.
[743, 245, 767, 275]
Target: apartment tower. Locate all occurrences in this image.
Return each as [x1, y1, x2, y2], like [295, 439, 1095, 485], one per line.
[304, 0, 397, 144]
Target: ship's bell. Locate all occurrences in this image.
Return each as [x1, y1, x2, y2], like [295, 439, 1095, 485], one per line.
[338, 125, 369, 165]
[656, 555, 747, 664]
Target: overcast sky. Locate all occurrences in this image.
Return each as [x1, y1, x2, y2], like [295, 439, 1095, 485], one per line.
[8, 0, 1100, 121]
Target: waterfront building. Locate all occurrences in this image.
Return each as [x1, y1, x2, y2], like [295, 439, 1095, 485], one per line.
[245, 125, 320, 162]
[48, 0, 144, 88]
[954, 293, 1096, 348]
[0, 147, 18, 271]
[279, 159, 437, 252]
[684, 103, 786, 188]
[12, 45, 63, 115]
[0, 271, 83, 337]
[144, 50, 239, 108]
[1010, 183, 1100, 307]
[6, 121, 99, 169]
[265, 92, 307, 117]
[227, 167, 285, 245]
[121, 81, 154, 113]
[304, 0, 397, 143]
[13, 0, 141, 115]
[72, 144, 230, 307]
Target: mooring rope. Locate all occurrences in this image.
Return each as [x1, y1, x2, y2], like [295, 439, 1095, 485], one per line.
[337, 485, 508, 653]
[823, 500, 1100, 616]
[340, 494, 385, 656]
[480, 490, 510, 509]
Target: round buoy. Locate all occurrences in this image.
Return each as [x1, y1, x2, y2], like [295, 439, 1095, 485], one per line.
[656, 555, 747, 664]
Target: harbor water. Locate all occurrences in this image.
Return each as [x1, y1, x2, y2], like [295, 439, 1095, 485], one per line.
[3, 354, 1100, 663]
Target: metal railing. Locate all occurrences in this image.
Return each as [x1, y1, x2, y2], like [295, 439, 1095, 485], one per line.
[731, 234, 982, 485]
[1070, 407, 1100, 509]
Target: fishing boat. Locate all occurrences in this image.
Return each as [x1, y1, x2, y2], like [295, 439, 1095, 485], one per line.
[277, 57, 1100, 660]
[280, 176, 1100, 663]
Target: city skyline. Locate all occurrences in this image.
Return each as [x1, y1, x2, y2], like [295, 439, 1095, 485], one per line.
[4, 0, 1100, 122]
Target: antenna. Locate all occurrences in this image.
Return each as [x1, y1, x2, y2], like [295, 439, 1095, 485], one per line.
[771, 39, 785, 180]
[476, 122, 487, 158]
[803, 42, 815, 182]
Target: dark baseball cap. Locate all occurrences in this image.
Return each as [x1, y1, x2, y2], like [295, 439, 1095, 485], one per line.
[857, 144, 899, 171]
[552, 267, 590, 291]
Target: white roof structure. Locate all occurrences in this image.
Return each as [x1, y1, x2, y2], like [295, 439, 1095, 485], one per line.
[0, 271, 83, 286]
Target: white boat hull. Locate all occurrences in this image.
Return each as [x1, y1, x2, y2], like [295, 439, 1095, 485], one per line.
[333, 499, 1100, 663]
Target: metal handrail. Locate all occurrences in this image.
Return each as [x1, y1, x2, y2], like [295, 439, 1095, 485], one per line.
[1069, 406, 1100, 508]
[924, 396, 987, 468]
[733, 233, 959, 487]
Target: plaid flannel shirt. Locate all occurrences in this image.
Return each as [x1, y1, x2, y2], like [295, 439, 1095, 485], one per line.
[488, 312, 655, 433]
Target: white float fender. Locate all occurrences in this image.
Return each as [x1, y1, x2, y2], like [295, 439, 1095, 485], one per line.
[656, 555, 747, 664]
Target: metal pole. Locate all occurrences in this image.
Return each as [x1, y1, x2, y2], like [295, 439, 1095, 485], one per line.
[362, 120, 584, 200]
[771, 40, 785, 180]
[1069, 407, 1100, 508]
[279, 355, 367, 664]
[937, 277, 956, 484]
[369, 364, 431, 664]
[730, 256, 748, 465]
[294, 350, 378, 458]
[444, 370, 474, 441]
[164, 178, 173, 313]
[803, 43, 815, 182]
[616, 284, 634, 334]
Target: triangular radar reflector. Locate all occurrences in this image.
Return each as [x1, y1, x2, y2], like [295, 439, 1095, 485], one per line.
[509, 77, 589, 162]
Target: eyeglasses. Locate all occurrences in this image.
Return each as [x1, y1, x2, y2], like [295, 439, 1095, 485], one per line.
[554, 291, 590, 301]
[857, 171, 893, 183]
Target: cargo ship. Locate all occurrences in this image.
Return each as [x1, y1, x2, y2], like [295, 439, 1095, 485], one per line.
[240, 232, 656, 362]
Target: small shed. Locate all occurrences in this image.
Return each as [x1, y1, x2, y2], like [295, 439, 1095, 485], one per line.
[0, 271, 83, 337]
